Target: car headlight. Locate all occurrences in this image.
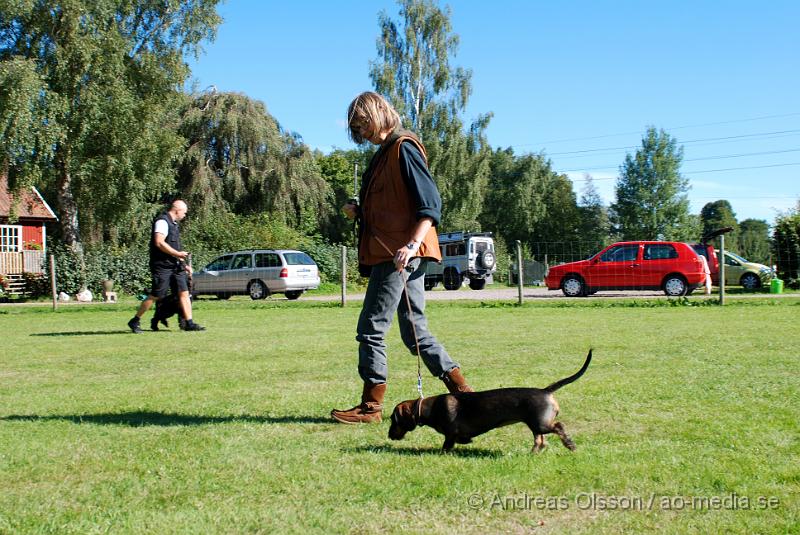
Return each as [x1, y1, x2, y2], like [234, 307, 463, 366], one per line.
[759, 267, 770, 274]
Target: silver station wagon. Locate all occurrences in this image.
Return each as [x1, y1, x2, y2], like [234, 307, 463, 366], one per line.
[192, 249, 320, 300]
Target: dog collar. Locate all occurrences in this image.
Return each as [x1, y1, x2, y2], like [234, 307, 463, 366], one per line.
[412, 397, 424, 425]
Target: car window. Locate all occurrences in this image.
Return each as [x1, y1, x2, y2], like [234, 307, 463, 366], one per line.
[255, 253, 282, 268]
[283, 252, 315, 265]
[726, 251, 748, 263]
[205, 255, 233, 271]
[231, 253, 253, 270]
[724, 255, 740, 266]
[444, 243, 466, 256]
[691, 244, 708, 259]
[643, 244, 678, 260]
[600, 245, 639, 262]
[474, 241, 489, 253]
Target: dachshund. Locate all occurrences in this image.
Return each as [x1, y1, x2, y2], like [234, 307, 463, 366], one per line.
[388, 350, 592, 452]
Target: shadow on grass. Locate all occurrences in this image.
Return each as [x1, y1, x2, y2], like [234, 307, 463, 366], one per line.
[0, 411, 332, 426]
[30, 330, 134, 337]
[348, 444, 503, 458]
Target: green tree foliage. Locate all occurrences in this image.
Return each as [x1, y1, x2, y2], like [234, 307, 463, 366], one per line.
[577, 176, 611, 253]
[176, 91, 331, 234]
[482, 149, 546, 251]
[482, 148, 581, 260]
[531, 174, 582, 258]
[772, 201, 800, 288]
[737, 218, 771, 264]
[0, 0, 222, 285]
[700, 199, 739, 246]
[611, 127, 695, 241]
[316, 148, 372, 245]
[370, 0, 492, 231]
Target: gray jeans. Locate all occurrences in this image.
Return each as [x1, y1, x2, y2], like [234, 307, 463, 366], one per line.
[357, 259, 459, 385]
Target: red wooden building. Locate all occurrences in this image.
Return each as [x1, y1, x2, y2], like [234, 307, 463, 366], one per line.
[0, 174, 58, 275]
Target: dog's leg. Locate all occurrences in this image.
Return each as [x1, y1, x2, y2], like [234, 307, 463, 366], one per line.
[532, 434, 547, 454]
[552, 422, 576, 451]
[442, 436, 456, 452]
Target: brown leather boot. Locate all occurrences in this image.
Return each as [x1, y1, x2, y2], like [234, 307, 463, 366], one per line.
[331, 382, 387, 424]
[442, 367, 474, 393]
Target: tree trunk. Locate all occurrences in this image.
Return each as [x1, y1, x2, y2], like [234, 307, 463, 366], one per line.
[55, 146, 87, 291]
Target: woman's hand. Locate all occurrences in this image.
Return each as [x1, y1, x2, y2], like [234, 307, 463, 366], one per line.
[394, 240, 420, 271]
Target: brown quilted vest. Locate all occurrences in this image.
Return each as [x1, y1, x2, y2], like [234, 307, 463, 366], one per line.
[359, 134, 442, 266]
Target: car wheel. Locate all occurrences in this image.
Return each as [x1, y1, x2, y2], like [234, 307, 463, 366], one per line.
[561, 275, 585, 297]
[423, 278, 437, 291]
[248, 280, 267, 300]
[285, 290, 302, 300]
[468, 278, 486, 290]
[663, 275, 688, 297]
[443, 268, 462, 290]
[740, 273, 761, 289]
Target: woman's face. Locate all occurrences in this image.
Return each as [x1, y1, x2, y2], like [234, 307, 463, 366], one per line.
[352, 118, 377, 145]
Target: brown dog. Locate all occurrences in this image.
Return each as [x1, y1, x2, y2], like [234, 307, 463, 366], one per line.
[388, 350, 592, 452]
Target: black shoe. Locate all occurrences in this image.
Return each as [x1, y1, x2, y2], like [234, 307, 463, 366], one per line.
[128, 317, 143, 334]
[150, 317, 160, 331]
[181, 320, 205, 331]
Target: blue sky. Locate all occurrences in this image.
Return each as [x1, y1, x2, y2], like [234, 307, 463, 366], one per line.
[187, 0, 800, 225]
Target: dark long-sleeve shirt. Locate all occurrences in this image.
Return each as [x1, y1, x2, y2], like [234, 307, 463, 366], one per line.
[398, 141, 442, 227]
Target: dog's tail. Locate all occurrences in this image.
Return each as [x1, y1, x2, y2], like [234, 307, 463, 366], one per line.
[544, 349, 592, 393]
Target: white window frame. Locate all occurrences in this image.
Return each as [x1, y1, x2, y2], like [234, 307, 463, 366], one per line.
[0, 224, 22, 252]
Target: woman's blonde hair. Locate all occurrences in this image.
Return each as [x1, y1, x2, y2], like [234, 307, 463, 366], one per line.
[347, 92, 401, 144]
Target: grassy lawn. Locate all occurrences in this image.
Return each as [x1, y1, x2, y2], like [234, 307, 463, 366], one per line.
[1, 297, 798, 534]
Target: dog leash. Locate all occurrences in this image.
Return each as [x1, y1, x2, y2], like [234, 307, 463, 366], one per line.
[373, 233, 425, 401]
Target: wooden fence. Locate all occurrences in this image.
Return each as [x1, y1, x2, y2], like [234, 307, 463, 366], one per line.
[0, 251, 45, 274]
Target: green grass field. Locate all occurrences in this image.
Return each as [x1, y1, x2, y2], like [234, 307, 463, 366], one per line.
[1, 297, 798, 534]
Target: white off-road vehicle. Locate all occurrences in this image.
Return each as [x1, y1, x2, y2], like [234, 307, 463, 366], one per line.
[423, 232, 497, 290]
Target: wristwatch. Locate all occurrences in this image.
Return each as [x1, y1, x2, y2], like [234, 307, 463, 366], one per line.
[406, 241, 419, 250]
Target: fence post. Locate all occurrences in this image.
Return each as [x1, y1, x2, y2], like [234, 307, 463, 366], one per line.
[50, 254, 57, 311]
[341, 245, 347, 307]
[719, 234, 725, 306]
[516, 240, 524, 305]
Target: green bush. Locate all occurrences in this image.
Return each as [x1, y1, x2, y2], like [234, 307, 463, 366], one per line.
[47, 244, 151, 296]
[303, 240, 363, 284]
[21, 272, 49, 298]
[772, 204, 800, 288]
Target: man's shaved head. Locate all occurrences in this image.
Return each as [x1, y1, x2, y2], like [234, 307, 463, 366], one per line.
[170, 200, 188, 221]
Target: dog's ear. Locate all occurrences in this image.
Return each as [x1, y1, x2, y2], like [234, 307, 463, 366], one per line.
[397, 402, 417, 430]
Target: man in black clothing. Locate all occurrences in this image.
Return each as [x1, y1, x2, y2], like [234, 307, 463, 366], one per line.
[127, 200, 205, 333]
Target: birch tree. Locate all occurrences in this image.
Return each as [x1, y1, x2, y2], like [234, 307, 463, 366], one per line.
[369, 0, 492, 231]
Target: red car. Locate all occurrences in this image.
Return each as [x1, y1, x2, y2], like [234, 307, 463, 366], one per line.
[545, 241, 706, 297]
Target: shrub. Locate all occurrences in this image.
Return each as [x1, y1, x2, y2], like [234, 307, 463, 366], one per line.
[772, 203, 800, 289]
[21, 272, 49, 298]
[46, 244, 151, 296]
[303, 239, 362, 284]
